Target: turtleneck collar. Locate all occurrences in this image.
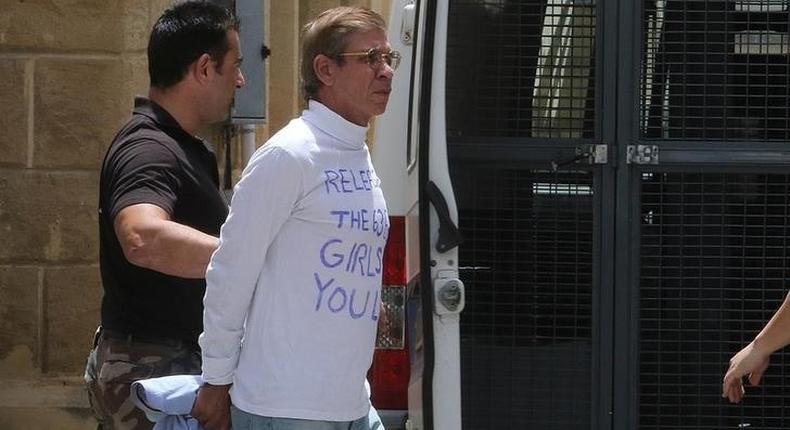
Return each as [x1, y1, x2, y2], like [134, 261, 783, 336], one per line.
[302, 100, 368, 150]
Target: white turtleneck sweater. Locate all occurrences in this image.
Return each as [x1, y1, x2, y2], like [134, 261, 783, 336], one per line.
[199, 100, 389, 421]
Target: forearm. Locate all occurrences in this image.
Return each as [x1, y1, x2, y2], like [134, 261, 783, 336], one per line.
[116, 203, 220, 278]
[753, 291, 790, 354]
[137, 220, 220, 278]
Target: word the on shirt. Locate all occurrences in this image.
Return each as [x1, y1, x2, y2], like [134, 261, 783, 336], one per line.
[329, 208, 389, 238]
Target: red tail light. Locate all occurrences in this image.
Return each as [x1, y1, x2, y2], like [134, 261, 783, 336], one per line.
[369, 348, 409, 410]
[383, 216, 406, 286]
[369, 216, 409, 410]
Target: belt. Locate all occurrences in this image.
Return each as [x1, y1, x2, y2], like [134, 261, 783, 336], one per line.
[100, 327, 198, 350]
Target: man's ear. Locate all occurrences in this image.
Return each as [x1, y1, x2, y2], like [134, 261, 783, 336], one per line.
[313, 54, 335, 87]
[191, 53, 214, 83]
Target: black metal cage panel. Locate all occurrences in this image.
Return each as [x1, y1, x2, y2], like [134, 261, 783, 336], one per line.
[441, 1, 790, 430]
[452, 167, 594, 430]
[640, 0, 790, 141]
[640, 172, 790, 430]
[446, 0, 597, 139]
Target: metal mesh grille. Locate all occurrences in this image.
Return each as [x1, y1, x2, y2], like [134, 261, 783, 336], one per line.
[640, 1, 790, 140]
[446, 0, 597, 139]
[454, 167, 593, 429]
[640, 172, 790, 429]
[376, 285, 406, 349]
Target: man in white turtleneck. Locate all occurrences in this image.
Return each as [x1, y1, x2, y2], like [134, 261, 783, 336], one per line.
[191, 6, 401, 430]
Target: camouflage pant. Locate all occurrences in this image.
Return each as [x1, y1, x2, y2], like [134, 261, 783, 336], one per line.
[84, 328, 201, 430]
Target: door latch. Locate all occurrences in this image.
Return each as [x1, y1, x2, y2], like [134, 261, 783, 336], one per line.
[435, 277, 465, 316]
[626, 144, 659, 164]
[551, 144, 608, 172]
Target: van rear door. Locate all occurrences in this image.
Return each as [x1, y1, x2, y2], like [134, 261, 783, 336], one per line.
[411, 1, 466, 429]
[374, 1, 464, 429]
[379, 0, 608, 428]
[429, 0, 613, 429]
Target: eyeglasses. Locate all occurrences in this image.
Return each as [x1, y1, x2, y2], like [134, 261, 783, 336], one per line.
[337, 47, 402, 71]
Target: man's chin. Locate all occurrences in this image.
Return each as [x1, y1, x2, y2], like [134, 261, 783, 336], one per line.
[374, 101, 389, 115]
[211, 113, 231, 125]
[219, 105, 234, 122]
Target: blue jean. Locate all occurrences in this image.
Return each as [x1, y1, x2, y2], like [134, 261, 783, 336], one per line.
[230, 405, 385, 430]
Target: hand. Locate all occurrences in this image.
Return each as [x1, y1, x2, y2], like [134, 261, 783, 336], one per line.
[191, 383, 232, 430]
[722, 342, 770, 403]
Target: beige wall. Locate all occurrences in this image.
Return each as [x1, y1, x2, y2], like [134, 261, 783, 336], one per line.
[0, 0, 389, 428]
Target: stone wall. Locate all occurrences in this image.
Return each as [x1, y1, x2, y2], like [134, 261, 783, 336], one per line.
[0, 1, 390, 428]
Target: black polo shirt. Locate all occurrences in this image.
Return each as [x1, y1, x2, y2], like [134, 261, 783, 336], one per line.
[98, 97, 228, 345]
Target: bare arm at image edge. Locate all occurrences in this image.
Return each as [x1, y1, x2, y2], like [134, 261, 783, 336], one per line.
[114, 203, 220, 279]
[722, 291, 790, 403]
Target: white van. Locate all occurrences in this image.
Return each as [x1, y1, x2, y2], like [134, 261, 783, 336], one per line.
[367, 1, 790, 430]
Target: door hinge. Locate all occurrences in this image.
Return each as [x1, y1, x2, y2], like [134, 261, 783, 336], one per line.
[401, 1, 416, 45]
[626, 144, 659, 165]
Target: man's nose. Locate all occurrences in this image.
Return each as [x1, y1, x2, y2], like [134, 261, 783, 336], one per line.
[378, 62, 394, 80]
[236, 71, 246, 89]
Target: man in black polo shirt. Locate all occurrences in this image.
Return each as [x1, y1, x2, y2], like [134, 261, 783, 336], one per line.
[84, 2, 244, 429]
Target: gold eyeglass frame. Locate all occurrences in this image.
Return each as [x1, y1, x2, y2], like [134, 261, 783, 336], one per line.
[337, 48, 402, 70]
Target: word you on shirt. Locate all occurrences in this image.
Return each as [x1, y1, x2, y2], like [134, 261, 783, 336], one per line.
[313, 272, 379, 321]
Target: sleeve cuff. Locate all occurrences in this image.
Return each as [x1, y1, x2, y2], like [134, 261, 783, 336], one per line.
[200, 356, 236, 386]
